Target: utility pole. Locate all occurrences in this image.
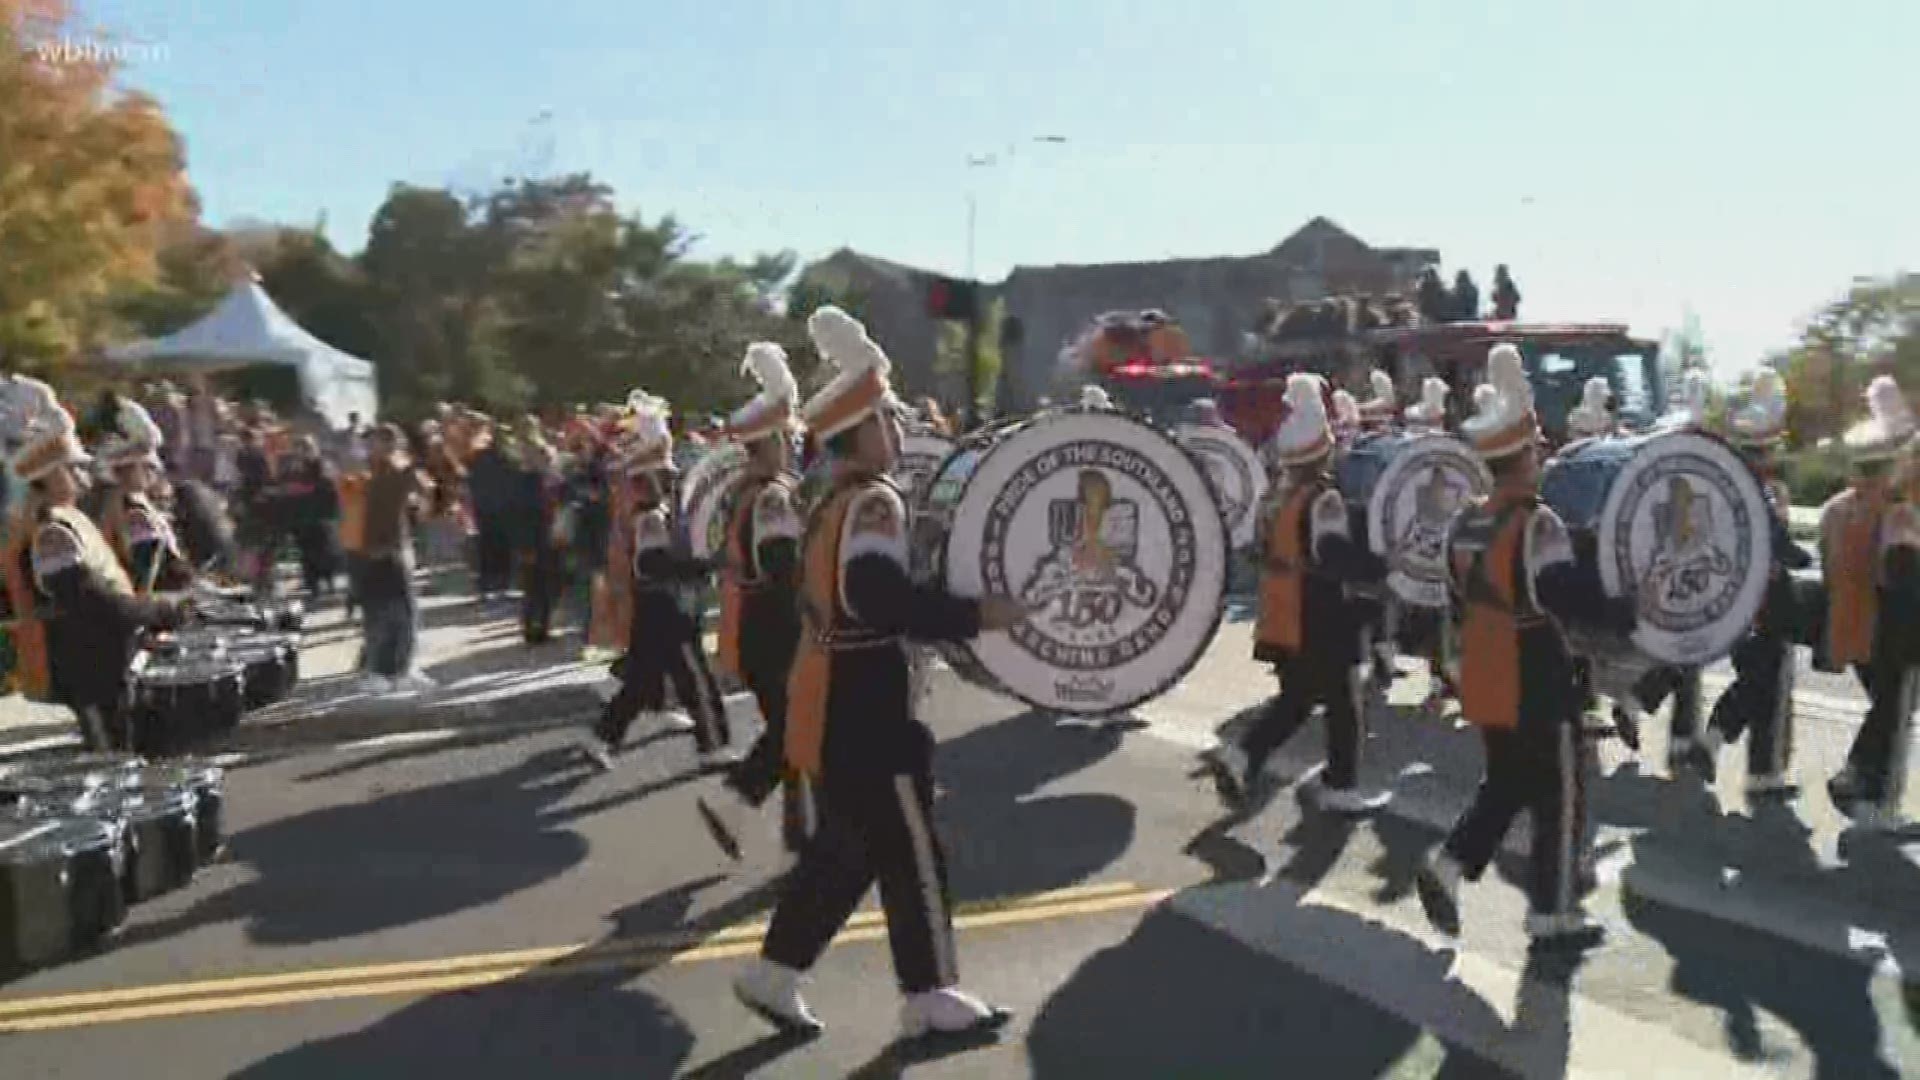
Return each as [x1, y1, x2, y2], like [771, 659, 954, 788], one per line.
[960, 138, 1067, 427]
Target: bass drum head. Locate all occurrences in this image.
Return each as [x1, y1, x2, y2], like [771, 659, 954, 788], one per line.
[1592, 430, 1772, 665]
[1364, 434, 1490, 608]
[679, 444, 749, 561]
[1172, 423, 1265, 549]
[940, 411, 1228, 714]
[893, 433, 955, 504]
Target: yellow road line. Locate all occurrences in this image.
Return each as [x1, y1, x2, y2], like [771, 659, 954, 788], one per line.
[0, 881, 1163, 1031]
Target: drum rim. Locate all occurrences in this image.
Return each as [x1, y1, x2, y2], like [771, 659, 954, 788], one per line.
[935, 409, 1230, 715]
[1171, 422, 1267, 550]
[1556, 428, 1773, 665]
[678, 443, 752, 561]
[1353, 432, 1491, 608]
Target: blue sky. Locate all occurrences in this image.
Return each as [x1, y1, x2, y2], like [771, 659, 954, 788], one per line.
[81, 0, 1916, 378]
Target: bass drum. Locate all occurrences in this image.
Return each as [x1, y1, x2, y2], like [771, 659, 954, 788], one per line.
[679, 443, 750, 561]
[919, 408, 1229, 715]
[1336, 431, 1491, 608]
[1172, 423, 1266, 550]
[893, 431, 955, 504]
[1540, 429, 1771, 669]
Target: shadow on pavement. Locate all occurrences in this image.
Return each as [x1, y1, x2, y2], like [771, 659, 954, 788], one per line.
[934, 708, 1137, 903]
[1598, 761, 1910, 1077]
[1024, 874, 1561, 1079]
[229, 874, 782, 1080]
[113, 746, 630, 949]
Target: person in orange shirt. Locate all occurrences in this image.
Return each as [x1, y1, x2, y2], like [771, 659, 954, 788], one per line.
[1413, 345, 1634, 949]
[336, 455, 370, 623]
[1819, 375, 1920, 831]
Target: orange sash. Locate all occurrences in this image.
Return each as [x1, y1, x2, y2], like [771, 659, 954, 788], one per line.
[1826, 493, 1883, 668]
[784, 484, 861, 781]
[336, 472, 369, 554]
[1254, 485, 1317, 655]
[1456, 500, 1529, 731]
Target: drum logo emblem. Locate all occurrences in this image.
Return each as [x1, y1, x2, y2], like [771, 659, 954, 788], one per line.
[1376, 442, 1485, 607]
[1614, 459, 1751, 634]
[894, 453, 942, 500]
[1639, 476, 1735, 618]
[982, 440, 1198, 678]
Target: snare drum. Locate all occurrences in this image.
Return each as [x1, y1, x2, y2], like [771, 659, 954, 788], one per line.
[226, 631, 299, 709]
[1335, 431, 1491, 608]
[68, 782, 199, 901]
[146, 761, 226, 864]
[133, 658, 247, 754]
[0, 816, 125, 972]
[1540, 429, 1771, 671]
[917, 406, 1229, 715]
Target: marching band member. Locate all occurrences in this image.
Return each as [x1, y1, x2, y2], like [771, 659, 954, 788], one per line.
[1644, 371, 1712, 777]
[1820, 376, 1920, 830]
[95, 398, 191, 593]
[1354, 370, 1398, 687]
[1403, 377, 1448, 434]
[1200, 372, 1393, 814]
[1079, 384, 1115, 410]
[1701, 369, 1810, 795]
[1414, 344, 1633, 948]
[697, 342, 813, 862]
[585, 394, 734, 771]
[733, 306, 1024, 1039]
[2, 407, 189, 751]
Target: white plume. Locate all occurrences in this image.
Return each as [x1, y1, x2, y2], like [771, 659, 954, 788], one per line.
[1471, 383, 1498, 419]
[116, 396, 164, 449]
[740, 341, 797, 406]
[1080, 385, 1113, 409]
[1866, 374, 1909, 425]
[1331, 390, 1359, 427]
[1368, 369, 1395, 408]
[1580, 376, 1610, 410]
[1420, 377, 1448, 412]
[808, 305, 890, 379]
[1487, 343, 1532, 412]
[0, 376, 60, 446]
[1283, 372, 1323, 409]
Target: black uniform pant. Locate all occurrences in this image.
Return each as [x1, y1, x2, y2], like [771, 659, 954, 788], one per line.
[1708, 630, 1796, 779]
[595, 637, 731, 754]
[474, 519, 513, 597]
[1847, 657, 1916, 806]
[1239, 650, 1365, 790]
[762, 765, 955, 994]
[518, 547, 560, 643]
[726, 657, 813, 847]
[1634, 665, 1702, 746]
[70, 691, 135, 754]
[1442, 719, 1587, 917]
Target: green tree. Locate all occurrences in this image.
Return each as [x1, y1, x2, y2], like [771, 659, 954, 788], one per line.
[1778, 273, 1920, 446]
[932, 297, 1005, 414]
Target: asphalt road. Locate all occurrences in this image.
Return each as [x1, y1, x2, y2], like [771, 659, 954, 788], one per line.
[2, 608, 1918, 1079]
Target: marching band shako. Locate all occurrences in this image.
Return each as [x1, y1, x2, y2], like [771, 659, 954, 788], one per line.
[918, 407, 1229, 714]
[1539, 429, 1772, 672]
[679, 444, 749, 561]
[1172, 423, 1267, 550]
[1336, 431, 1492, 609]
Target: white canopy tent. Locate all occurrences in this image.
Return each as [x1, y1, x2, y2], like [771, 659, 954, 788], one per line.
[106, 279, 379, 429]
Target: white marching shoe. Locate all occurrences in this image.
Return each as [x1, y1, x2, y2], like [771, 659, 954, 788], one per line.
[899, 987, 1013, 1040]
[1744, 771, 1797, 797]
[698, 747, 744, 772]
[660, 709, 697, 732]
[353, 673, 393, 696]
[734, 958, 823, 1035]
[1316, 782, 1392, 815]
[591, 676, 621, 704]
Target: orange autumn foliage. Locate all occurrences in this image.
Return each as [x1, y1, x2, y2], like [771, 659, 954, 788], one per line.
[0, 0, 197, 371]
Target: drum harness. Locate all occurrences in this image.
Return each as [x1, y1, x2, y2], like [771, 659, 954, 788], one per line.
[1456, 498, 1552, 633]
